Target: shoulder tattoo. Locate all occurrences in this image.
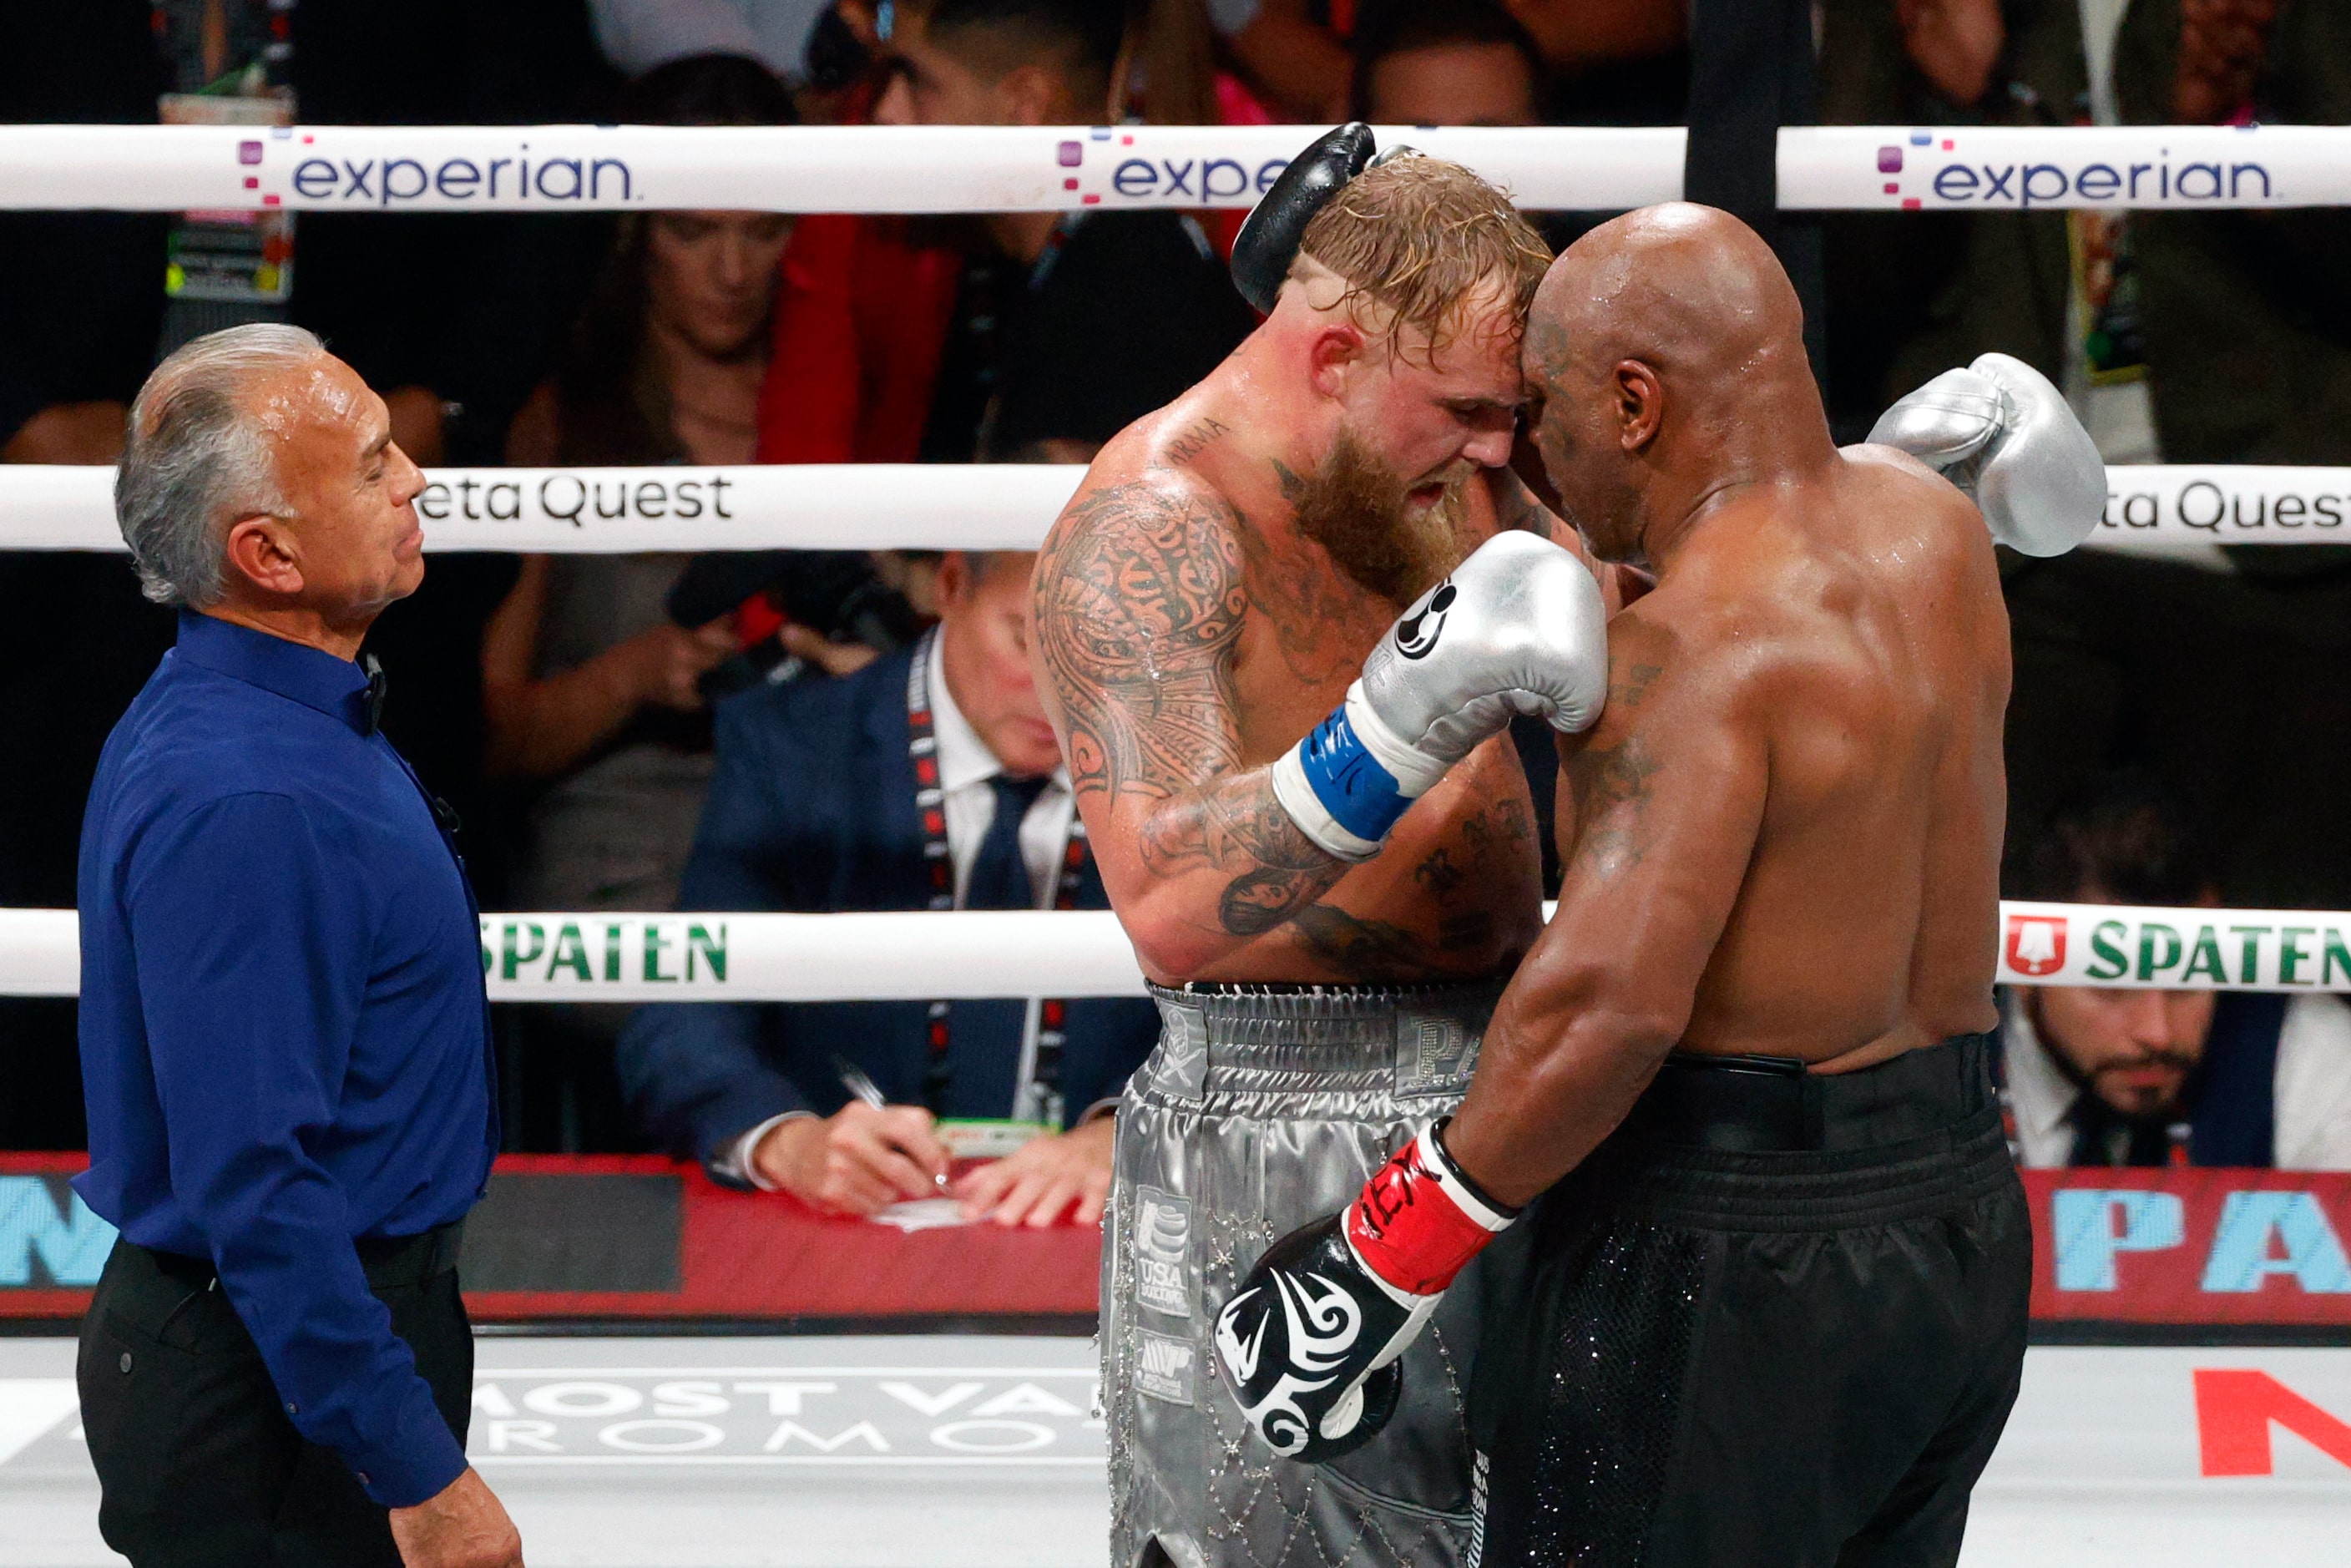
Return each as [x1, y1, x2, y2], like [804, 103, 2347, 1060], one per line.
[1034, 480, 1250, 800]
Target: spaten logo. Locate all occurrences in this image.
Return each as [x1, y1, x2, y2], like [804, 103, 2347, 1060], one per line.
[2005, 913, 2069, 978]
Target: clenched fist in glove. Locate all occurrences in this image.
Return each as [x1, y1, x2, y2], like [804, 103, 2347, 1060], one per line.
[1869, 352, 2105, 557]
[1271, 530, 1608, 862]
[1214, 1124, 1517, 1462]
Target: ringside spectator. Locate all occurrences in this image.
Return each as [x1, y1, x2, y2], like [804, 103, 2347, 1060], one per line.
[1504, 0, 1688, 124]
[756, 0, 1256, 465]
[1206, 0, 1352, 121]
[1999, 776, 2351, 1171]
[616, 549, 1159, 1226]
[1351, 0, 1544, 125]
[487, 55, 827, 1150]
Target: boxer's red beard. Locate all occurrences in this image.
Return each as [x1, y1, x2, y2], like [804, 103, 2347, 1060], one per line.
[1288, 427, 1468, 606]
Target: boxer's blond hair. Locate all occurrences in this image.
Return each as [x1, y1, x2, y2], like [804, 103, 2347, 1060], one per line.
[1294, 155, 1551, 362]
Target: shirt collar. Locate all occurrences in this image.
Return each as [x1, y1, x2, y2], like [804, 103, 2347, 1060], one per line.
[2001, 997, 2081, 1153]
[171, 609, 375, 734]
[926, 629, 1069, 795]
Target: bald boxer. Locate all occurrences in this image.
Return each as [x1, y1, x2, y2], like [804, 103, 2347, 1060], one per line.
[1221, 203, 2076, 1567]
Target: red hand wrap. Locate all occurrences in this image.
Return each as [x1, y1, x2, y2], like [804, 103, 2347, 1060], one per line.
[1343, 1126, 1517, 1299]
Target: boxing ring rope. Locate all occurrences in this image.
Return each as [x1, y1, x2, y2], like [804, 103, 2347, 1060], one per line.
[0, 123, 2343, 214]
[4, 124, 2345, 1011]
[0, 903, 2343, 1000]
[0, 463, 2342, 556]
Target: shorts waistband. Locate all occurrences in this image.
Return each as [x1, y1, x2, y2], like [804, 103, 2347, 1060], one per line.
[1142, 979, 1504, 1099]
[1625, 1033, 1996, 1154]
[1565, 1107, 2021, 1232]
[139, 1219, 466, 1293]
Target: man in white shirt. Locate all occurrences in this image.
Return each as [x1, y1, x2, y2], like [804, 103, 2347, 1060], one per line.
[615, 551, 1160, 1225]
[1999, 776, 2351, 1170]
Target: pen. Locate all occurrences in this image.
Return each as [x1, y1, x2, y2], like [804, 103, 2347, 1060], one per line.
[836, 1056, 949, 1193]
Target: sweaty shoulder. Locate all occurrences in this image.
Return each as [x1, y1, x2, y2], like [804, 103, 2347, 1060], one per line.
[1838, 443, 1996, 575]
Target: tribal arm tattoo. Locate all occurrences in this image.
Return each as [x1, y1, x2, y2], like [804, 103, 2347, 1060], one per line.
[1034, 479, 1352, 945]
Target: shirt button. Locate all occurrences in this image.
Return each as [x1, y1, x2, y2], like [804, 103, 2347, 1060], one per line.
[356, 1471, 370, 1486]
[286, 1402, 298, 1415]
[119, 1352, 132, 1373]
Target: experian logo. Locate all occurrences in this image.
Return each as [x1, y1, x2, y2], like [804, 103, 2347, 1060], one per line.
[284, 145, 635, 205]
[1872, 130, 2273, 210]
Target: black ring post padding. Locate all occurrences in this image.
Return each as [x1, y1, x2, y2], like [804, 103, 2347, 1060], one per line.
[1230, 122, 1378, 313]
[1682, 0, 1828, 386]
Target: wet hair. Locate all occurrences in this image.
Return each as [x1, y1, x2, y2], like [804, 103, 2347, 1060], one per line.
[914, 0, 1125, 101]
[2015, 772, 2218, 906]
[1350, 0, 1545, 121]
[116, 323, 325, 607]
[556, 54, 796, 464]
[1293, 154, 1551, 361]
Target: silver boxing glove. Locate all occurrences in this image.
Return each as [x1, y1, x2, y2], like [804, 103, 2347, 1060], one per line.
[1272, 530, 1608, 861]
[1869, 352, 2105, 557]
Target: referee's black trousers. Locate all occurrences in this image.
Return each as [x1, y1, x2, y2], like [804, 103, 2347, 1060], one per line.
[77, 1224, 472, 1567]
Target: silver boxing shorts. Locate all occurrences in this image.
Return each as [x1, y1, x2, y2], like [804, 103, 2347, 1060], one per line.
[1102, 980, 1507, 1568]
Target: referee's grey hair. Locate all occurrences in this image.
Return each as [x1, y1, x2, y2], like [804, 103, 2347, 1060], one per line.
[115, 324, 325, 608]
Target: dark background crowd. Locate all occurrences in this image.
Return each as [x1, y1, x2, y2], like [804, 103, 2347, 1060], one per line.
[3, 0, 2347, 1178]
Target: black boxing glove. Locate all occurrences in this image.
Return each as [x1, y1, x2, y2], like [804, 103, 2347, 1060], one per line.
[1230, 122, 1377, 313]
[1213, 1125, 1517, 1463]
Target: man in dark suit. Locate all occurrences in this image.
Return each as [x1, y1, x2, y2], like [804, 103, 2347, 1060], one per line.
[617, 550, 1158, 1226]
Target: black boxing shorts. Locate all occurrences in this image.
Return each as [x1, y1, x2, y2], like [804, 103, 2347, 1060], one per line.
[1464, 1034, 2030, 1568]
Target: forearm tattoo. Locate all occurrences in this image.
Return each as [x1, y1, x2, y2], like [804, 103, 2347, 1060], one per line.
[1035, 481, 1350, 936]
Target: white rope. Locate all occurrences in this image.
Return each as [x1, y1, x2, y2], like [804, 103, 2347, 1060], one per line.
[5, 463, 2345, 555]
[0, 123, 2344, 214]
[3, 902, 2344, 1000]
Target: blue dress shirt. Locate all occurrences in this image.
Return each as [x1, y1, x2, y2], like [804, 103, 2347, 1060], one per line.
[77, 611, 497, 1508]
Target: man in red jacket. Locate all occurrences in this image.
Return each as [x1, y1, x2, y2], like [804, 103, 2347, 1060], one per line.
[755, 0, 1253, 465]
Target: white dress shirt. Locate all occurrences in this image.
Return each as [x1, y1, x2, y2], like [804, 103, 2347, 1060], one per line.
[724, 637, 1075, 1186]
[2001, 992, 2351, 1170]
[925, 632, 1077, 912]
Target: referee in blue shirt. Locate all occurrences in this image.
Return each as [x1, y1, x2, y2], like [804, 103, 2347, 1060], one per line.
[75, 326, 523, 1568]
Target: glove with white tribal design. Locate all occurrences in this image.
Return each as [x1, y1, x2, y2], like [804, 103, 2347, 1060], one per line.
[1212, 1123, 1517, 1462]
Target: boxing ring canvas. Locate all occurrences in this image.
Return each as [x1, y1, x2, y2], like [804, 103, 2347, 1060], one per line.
[2, 1335, 2346, 1567]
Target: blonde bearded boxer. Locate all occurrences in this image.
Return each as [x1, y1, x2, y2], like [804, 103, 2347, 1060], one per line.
[1033, 129, 1594, 1568]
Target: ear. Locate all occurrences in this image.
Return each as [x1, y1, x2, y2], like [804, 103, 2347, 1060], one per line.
[223, 516, 305, 598]
[1307, 321, 1368, 399]
[1613, 360, 1664, 453]
[935, 549, 973, 609]
[996, 63, 1058, 127]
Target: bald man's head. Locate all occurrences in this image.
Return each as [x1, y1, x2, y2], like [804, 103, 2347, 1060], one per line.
[1519, 204, 1826, 561]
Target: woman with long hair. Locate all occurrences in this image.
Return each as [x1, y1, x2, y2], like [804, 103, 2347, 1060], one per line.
[483, 53, 802, 1144]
